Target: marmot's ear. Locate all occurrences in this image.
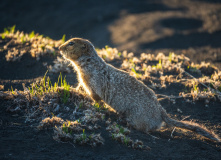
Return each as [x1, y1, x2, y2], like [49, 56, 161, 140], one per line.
[81, 43, 87, 50]
[81, 43, 89, 54]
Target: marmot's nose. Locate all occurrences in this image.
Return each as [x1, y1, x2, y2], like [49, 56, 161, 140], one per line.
[59, 45, 62, 51]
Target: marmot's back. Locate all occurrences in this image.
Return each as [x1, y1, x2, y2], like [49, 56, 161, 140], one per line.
[103, 64, 164, 132]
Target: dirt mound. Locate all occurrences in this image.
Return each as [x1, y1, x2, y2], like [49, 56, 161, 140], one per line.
[0, 32, 221, 159]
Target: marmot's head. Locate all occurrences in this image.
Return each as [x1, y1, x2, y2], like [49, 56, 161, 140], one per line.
[59, 38, 94, 61]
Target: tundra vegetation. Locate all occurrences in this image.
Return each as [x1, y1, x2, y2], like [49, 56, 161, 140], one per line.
[0, 27, 220, 150]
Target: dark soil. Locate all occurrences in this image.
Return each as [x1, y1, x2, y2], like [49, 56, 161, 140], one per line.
[0, 0, 221, 159]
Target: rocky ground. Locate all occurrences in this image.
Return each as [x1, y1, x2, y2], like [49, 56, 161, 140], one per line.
[0, 0, 221, 159]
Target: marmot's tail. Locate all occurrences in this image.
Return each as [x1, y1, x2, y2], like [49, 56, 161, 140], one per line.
[161, 109, 220, 142]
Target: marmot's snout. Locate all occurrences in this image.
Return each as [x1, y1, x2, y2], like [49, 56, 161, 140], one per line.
[59, 45, 65, 51]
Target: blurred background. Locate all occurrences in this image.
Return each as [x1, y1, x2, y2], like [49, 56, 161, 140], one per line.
[1, 0, 221, 65]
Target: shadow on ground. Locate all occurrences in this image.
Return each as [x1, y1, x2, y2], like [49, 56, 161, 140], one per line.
[140, 31, 221, 49]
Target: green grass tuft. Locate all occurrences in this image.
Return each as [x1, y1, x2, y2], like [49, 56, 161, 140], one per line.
[1, 25, 16, 39]
[11, 86, 15, 94]
[62, 121, 72, 134]
[62, 34, 66, 43]
[28, 71, 70, 104]
[82, 129, 87, 140]
[29, 31, 35, 39]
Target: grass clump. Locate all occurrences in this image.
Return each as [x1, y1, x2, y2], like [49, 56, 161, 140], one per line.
[20, 35, 26, 44]
[62, 121, 72, 134]
[131, 66, 142, 78]
[2, 25, 16, 39]
[28, 71, 70, 104]
[10, 86, 15, 94]
[187, 66, 200, 74]
[74, 129, 104, 146]
[93, 102, 107, 112]
[29, 31, 35, 39]
[1, 25, 65, 61]
[62, 34, 66, 43]
[107, 123, 131, 146]
[81, 129, 87, 141]
[58, 73, 70, 104]
[107, 123, 149, 149]
[152, 59, 162, 70]
[38, 117, 64, 130]
[168, 52, 174, 63]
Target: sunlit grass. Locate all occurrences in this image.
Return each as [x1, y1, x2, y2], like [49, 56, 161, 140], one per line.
[93, 102, 108, 112]
[152, 59, 162, 69]
[1, 25, 16, 39]
[0, 25, 66, 61]
[62, 121, 72, 134]
[1, 27, 221, 149]
[28, 71, 70, 104]
[131, 65, 142, 78]
[62, 34, 66, 43]
[29, 31, 35, 39]
[10, 86, 15, 94]
[59, 73, 70, 104]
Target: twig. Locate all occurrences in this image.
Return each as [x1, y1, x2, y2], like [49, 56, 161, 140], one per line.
[169, 115, 191, 140]
[16, 90, 23, 97]
[156, 94, 182, 99]
[147, 132, 160, 140]
[3, 39, 14, 49]
[170, 127, 176, 138]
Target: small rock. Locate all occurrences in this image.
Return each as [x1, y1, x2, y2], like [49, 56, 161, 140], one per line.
[205, 99, 209, 104]
[177, 108, 182, 113]
[54, 104, 60, 112]
[94, 124, 101, 130]
[105, 118, 111, 125]
[65, 107, 70, 112]
[43, 62, 47, 66]
[88, 126, 93, 130]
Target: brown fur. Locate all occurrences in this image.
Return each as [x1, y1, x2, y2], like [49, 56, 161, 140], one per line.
[59, 38, 220, 142]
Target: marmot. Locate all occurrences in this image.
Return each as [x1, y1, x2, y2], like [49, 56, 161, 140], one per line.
[59, 38, 220, 142]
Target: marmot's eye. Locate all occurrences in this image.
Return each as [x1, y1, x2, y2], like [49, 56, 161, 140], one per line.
[68, 42, 74, 46]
